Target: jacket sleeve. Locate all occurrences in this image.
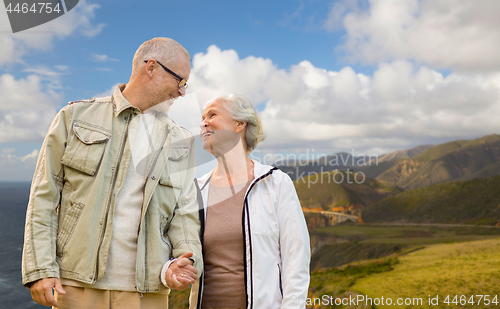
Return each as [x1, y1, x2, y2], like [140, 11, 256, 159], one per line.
[166, 136, 203, 276]
[276, 173, 310, 308]
[22, 106, 71, 287]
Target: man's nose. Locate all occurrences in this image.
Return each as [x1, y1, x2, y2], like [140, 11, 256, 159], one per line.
[178, 86, 186, 97]
[200, 120, 208, 129]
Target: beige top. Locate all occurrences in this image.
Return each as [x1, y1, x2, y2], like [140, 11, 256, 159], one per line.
[201, 180, 252, 309]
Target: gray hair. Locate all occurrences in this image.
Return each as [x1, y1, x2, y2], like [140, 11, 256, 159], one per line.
[132, 37, 190, 74]
[206, 94, 266, 153]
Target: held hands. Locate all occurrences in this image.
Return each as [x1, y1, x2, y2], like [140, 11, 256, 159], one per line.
[29, 277, 66, 307]
[29, 254, 197, 305]
[165, 252, 198, 291]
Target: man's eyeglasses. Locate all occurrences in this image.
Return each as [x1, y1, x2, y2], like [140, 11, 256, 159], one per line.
[144, 60, 188, 89]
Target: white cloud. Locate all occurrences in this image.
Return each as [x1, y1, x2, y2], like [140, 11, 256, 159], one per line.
[21, 149, 39, 162]
[0, 147, 39, 181]
[0, 73, 61, 143]
[0, 0, 105, 66]
[185, 46, 500, 154]
[328, 0, 500, 72]
[24, 65, 65, 78]
[94, 68, 113, 72]
[1, 148, 16, 154]
[55, 65, 69, 71]
[93, 83, 121, 99]
[92, 54, 118, 62]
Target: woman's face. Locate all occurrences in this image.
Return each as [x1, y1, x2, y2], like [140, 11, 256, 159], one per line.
[200, 99, 243, 156]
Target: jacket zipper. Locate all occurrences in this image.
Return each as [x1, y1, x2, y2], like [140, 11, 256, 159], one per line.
[137, 124, 169, 290]
[241, 167, 278, 309]
[278, 263, 283, 296]
[93, 113, 131, 282]
[138, 124, 169, 232]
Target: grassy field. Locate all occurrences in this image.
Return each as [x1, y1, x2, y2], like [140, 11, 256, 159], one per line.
[307, 225, 500, 308]
[313, 225, 500, 245]
[352, 238, 500, 308]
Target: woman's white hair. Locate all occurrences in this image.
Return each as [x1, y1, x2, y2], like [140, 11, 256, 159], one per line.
[132, 37, 190, 75]
[206, 93, 266, 153]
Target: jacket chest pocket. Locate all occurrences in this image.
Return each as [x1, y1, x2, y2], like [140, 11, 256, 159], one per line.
[162, 143, 195, 211]
[249, 191, 279, 234]
[61, 121, 111, 176]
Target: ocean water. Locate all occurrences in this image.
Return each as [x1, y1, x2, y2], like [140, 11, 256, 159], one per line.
[0, 182, 44, 308]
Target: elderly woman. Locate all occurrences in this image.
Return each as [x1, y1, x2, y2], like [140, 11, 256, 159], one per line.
[189, 94, 310, 309]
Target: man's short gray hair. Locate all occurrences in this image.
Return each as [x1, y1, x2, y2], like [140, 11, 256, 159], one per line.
[132, 37, 190, 74]
[206, 94, 266, 153]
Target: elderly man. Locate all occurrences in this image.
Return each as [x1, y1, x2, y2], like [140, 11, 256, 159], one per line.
[22, 37, 202, 308]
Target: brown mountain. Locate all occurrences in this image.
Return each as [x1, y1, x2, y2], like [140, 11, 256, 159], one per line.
[294, 171, 403, 215]
[376, 144, 434, 163]
[360, 134, 500, 189]
[276, 145, 432, 181]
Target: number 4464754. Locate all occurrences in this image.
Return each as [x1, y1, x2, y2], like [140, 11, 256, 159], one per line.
[6, 2, 62, 14]
[444, 295, 498, 306]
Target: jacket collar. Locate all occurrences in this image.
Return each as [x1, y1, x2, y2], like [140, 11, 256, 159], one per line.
[253, 160, 276, 179]
[112, 84, 140, 117]
[197, 159, 275, 191]
[111, 84, 175, 129]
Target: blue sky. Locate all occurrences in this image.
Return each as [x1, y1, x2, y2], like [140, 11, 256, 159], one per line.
[1, 0, 500, 180]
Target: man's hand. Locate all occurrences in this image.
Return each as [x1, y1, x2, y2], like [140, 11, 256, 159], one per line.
[165, 252, 198, 291]
[29, 277, 66, 307]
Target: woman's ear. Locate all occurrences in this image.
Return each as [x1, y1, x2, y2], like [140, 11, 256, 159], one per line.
[235, 121, 247, 133]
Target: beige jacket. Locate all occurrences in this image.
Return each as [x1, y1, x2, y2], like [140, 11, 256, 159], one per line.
[22, 85, 202, 293]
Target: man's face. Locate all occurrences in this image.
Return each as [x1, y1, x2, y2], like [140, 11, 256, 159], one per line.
[149, 52, 191, 104]
[163, 53, 191, 101]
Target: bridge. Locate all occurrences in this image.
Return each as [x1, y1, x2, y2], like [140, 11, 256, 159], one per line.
[302, 210, 358, 225]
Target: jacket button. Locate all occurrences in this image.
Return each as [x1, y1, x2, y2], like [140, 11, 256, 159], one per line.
[151, 176, 156, 180]
[84, 139, 89, 143]
[89, 276, 93, 280]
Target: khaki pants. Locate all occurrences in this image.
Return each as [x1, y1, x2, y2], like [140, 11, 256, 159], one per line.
[54, 285, 169, 309]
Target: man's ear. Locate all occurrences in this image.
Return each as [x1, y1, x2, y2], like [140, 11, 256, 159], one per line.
[145, 60, 154, 77]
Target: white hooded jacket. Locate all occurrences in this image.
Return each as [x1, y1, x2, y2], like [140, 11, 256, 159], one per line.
[189, 160, 310, 309]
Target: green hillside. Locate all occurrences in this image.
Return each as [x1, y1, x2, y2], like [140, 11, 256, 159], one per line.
[361, 134, 500, 189]
[361, 175, 500, 225]
[352, 238, 500, 308]
[294, 171, 403, 214]
[307, 226, 500, 308]
[460, 159, 500, 180]
[309, 224, 500, 270]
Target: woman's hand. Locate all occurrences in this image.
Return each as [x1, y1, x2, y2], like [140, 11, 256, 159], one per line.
[165, 252, 198, 290]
